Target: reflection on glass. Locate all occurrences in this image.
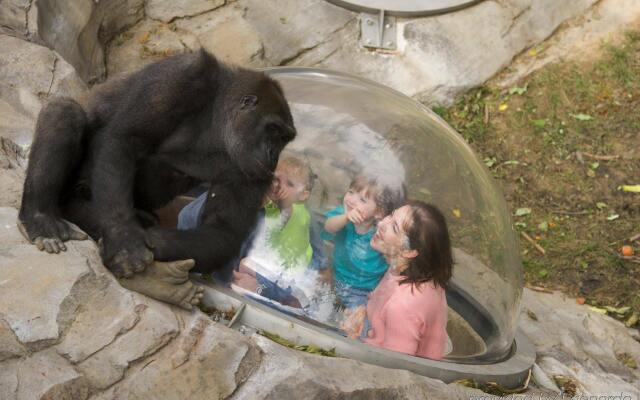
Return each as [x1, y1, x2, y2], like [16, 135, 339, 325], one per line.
[179, 69, 523, 363]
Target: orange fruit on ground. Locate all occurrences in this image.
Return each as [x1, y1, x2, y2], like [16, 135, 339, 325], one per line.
[621, 245, 634, 257]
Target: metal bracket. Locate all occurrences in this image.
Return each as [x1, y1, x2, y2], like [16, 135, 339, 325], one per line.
[360, 10, 397, 50]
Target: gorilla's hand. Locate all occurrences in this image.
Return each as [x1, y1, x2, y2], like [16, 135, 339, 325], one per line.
[17, 212, 88, 253]
[101, 224, 154, 278]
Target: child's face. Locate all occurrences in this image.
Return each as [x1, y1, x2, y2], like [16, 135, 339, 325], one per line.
[270, 166, 310, 207]
[343, 187, 381, 224]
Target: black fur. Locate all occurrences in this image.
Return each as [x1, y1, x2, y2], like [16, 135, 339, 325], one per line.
[19, 50, 296, 277]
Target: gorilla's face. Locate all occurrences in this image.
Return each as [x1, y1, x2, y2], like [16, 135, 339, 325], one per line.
[223, 75, 296, 180]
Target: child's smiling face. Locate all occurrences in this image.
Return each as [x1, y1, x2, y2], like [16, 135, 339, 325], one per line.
[343, 187, 380, 224]
[270, 165, 310, 208]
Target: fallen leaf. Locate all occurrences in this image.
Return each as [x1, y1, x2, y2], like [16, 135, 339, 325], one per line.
[589, 162, 600, 170]
[515, 207, 532, 217]
[528, 48, 538, 57]
[509, 85, 528, 95]
[498, 103, 508, 112]
[139, 31, 150, 44]
[589, 306, 608, 314]
[606, 214, 620, 221]
[620, 185, 640, 193]
[531, 119, 546, 128]
[576, 297, 586, 305]
[570, 113, 594, 121]
[503, 160, 520, 166]
[484, 157, 497, 167]
[526, 309, 538, 321]
[538, 221, 548, 232]
[625, 312, 639, 327]
[538, 269, 548, 278]
[452, 209, 462, 218]
[596, 202, 607, 210]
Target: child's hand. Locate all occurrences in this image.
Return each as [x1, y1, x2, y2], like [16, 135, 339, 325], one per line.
[346, 208, 366, 225]
[232, 270, 259, 292]
[341, 305, 366, 339]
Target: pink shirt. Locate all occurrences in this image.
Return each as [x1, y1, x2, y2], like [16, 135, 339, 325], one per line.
[363, 270, 448, 359]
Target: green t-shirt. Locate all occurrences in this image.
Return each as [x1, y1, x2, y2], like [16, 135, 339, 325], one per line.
[264, 201, 313, 272]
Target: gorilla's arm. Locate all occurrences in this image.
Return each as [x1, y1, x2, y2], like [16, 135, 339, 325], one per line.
[91, 51, 218, 276]
[146, 182, 268, 272]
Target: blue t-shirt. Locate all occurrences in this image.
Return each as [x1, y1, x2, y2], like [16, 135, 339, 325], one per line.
[321, 205, 388, 290]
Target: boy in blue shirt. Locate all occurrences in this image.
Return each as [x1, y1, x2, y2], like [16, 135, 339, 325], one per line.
[322, 175, 405, 309]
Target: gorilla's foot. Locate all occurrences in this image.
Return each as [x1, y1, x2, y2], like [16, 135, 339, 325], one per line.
[118, 259, 204, 310]
[17, 214, 88, 254]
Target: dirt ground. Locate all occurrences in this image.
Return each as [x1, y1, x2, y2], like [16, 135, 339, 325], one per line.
[433, 31, 640, 328]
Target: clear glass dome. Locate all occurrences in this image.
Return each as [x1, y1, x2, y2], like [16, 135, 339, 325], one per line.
[224, 68, 523, 363]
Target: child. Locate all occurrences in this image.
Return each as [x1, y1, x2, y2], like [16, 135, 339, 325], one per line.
[321, 175, 405, 309]
[230, 155, 319, 305]
[263, 155, 315, 271]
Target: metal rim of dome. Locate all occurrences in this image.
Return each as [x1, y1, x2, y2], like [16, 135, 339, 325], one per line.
[324, 0, 485, 17]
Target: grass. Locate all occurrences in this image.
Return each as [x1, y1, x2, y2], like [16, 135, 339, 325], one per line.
[433, 31, 640, 327]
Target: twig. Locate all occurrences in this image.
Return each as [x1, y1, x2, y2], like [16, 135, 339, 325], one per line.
[521, 231, 546, 255]
[582, 152, 620, 161]
[527, 285, 554, 293]
[620, 255, 640, 264]
[484, 104, 490, 125]
[551, 209, 592, 215]
[629, 233, 640, 242]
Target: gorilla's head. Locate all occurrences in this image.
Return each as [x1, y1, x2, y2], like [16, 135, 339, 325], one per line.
[219, 70, 296, 181]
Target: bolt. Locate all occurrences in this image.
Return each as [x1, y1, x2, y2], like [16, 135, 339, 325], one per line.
[385, 23, 391, 29]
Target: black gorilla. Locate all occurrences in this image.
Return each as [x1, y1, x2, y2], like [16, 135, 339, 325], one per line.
[19, 50, 296, 278]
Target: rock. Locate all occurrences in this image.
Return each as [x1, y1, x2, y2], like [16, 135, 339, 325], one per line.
[496, 0, 640, 87]
[0, 208, 97, 348]
[91, 316, 261, 399]
[0, 359, 19, 400]
[0, 34, 87, 151]
[55, 285, 142, 364]
[36, 0, 145, 82]
[77, 300, 179, 389]
[145, 0, 225, 23]
[0, 319, 25, 362]
[0, 137, 25, 208]
[175, 5, 264, 67]
[232, 334, 485, 400]
[0, 0, 32, 39]
[16, 349, 90, 400]
[303, 0, 603, 104]
[106, 19, 200, 78]
[519, 288, 640, 397]
[240, 0, 354, 65]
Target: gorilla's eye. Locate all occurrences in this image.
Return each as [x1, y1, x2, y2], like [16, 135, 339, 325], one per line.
[240, 95, 258, 109]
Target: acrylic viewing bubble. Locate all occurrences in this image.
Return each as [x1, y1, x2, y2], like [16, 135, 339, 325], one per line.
[194, 67, 534, 387]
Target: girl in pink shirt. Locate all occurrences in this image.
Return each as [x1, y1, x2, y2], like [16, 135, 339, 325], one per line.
[342, 200, 453, 360]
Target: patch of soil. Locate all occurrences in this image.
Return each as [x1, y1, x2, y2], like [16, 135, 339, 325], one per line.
[433, 31, 640, 327]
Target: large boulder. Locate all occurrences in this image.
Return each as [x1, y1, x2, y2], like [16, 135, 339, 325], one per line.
[519, 289, 640, 397]
[0, 206, 491, 399]
[0, 34, 87, 152]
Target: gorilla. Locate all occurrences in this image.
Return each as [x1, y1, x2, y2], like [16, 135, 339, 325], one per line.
[18, 49, 296, 280]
